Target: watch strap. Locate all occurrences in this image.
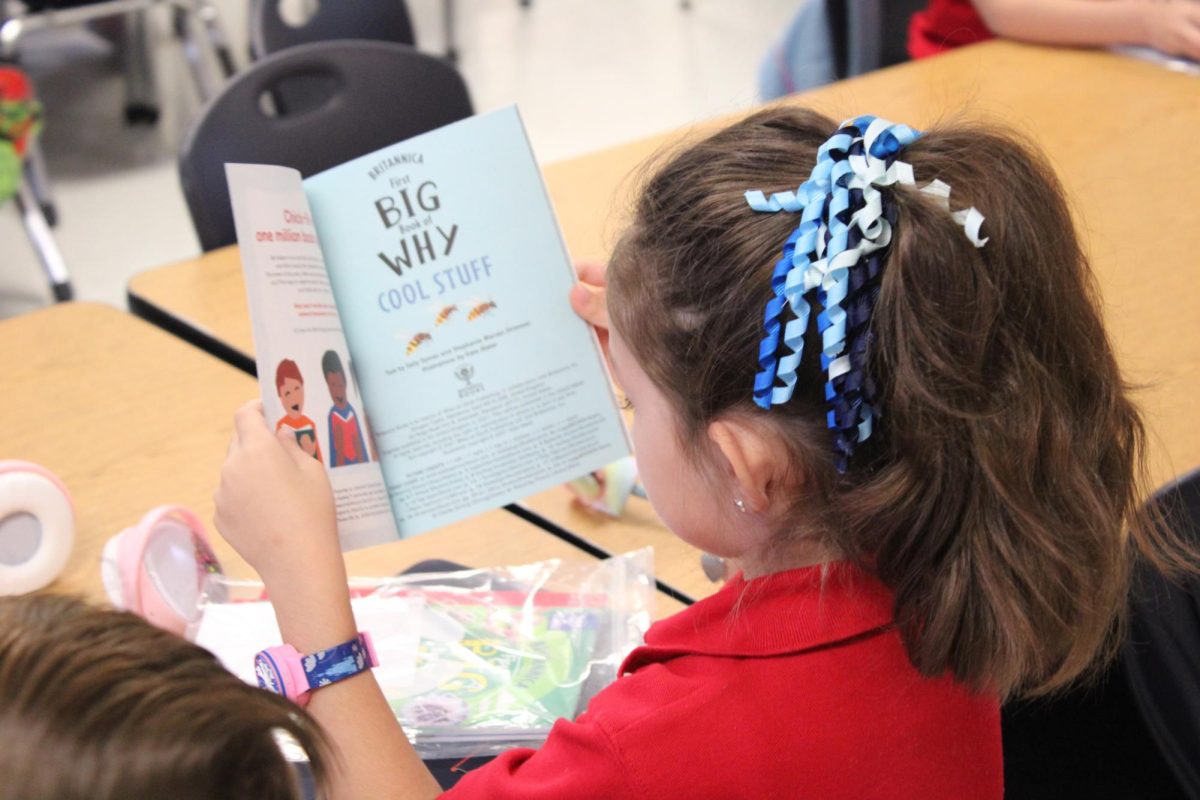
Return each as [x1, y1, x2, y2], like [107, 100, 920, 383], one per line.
[300, 631, 377, 690]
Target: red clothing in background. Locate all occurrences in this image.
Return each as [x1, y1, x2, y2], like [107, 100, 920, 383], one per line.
[443, 562, 1003, 800]
[909, 0, 995, 58]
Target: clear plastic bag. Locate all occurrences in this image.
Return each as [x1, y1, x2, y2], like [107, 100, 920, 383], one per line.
[191, 548, 655, 759]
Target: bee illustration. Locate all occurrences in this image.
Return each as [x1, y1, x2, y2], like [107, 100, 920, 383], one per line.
[406, 332, 431, 356]
[467, 301, 497, 321]
[435, 304, 458, 326]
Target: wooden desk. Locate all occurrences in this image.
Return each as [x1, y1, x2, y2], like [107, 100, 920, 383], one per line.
[127, 244, 716, 599]
[0, 303, 684, 617]
[129, 40, 1200, 587]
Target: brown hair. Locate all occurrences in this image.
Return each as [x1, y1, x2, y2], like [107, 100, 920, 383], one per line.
[609, 107, 1195, 698]
[276, 358, 304, 392]
[0, 594, 331, 799]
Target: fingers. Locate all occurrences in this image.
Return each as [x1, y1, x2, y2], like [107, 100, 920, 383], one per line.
[277, 426, 313, 466]
[1184, 15, 1200, 60]
[1163, 5, 1200, 59]
[574, 260, 608, 286]
[570, 282, 610, 330]
[234, 399, 269, 444]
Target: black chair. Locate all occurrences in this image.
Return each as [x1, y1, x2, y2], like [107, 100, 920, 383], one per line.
[761, 0, 926, 100]
[1001, 667, 1188, 799]
[178, 40, 473, 252]
[249, 0, 417, 115]
[1124, 468, 1200, 798]
[1002, 468, 1200, 799]
[826, 0, 927, 80]
[1, 0, 236, 115]
[250, 0, 416, 61]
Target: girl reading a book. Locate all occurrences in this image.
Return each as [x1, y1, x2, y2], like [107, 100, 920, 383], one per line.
[214, 108, 1195, 798]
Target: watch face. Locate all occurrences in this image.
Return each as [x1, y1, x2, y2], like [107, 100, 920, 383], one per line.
[254, 652, 285, 694]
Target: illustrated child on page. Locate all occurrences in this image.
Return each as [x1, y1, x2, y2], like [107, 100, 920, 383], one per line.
[321, 350, 369, 468]
[274, 358, 321, 461]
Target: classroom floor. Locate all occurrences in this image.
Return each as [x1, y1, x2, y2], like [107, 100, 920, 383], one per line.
[0, 0, 797, 319]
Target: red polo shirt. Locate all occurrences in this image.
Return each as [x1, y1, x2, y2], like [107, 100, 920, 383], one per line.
[908, 0, 994, 59]
[443, 563, 1002, 799]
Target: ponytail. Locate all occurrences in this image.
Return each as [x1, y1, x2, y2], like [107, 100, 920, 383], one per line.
[609, 107, 1197, 698]
[849, 123, 1198, 696]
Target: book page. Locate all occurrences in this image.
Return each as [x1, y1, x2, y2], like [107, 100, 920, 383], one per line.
[226, 164, 398, 551]
[303, 107, 630, 537]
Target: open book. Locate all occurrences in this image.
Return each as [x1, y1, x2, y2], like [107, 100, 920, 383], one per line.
[226, 107, 629, 551]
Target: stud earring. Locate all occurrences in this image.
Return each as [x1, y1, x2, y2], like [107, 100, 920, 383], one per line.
[734, 497, 747, 513]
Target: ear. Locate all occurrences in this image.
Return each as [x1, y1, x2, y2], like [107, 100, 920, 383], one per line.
[706, 418, 782, 514]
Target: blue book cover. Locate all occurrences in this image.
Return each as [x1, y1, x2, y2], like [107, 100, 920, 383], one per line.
[227, 107, 630, 549]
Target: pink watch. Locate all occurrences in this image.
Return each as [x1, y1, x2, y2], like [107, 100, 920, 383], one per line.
[254, 631, 378, 707]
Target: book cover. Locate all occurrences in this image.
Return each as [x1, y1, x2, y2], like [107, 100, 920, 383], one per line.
[227, 107, 629, 550]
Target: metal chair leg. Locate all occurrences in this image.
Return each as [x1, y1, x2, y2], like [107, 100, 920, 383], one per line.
[175, 3, 216, 102]
[13, 179, 72, 302]
[195, 0, 236, 77]
[172, 0, 235, 100]
[122, 8, 160, 124]
[443, 0, 457, 62]
[0, 14, 21, 61]
[22, 139, 56, 227]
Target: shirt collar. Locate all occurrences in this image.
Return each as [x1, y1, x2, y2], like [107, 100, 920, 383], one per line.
[622, 562, 895, 674]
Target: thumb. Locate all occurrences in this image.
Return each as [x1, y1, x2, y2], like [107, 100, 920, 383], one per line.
[570, 282, 610, 330]
[276, 427, 312, 466]
[574, 260, 608, 286]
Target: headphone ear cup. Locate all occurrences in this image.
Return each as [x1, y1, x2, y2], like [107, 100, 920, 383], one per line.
[116, 506, 223, 635]
[115, 513, 156, 614]
[0, 462, 75, 597]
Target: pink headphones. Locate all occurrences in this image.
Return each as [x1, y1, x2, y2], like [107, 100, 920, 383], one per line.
[101, 505, 224, 635]
[1, 460, 224, 634]
[0, 460, 76, 596]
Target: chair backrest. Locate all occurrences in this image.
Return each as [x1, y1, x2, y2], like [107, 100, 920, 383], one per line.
[250, 0, 415, 59]
[829, 0, 927, 78]
[178, 40, 473, 252]
[1123, 467, 1200, 798]
[1002, 468, 1200, 799]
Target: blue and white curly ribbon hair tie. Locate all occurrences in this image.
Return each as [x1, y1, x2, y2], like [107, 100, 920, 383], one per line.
[745, 115, 987, 472]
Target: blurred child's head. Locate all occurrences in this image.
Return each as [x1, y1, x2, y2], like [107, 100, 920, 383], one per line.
[0, 594, 329, 800]
[608, 107, 1174, 697]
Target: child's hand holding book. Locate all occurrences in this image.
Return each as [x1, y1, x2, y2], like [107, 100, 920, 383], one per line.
[214, 402, 343, 586]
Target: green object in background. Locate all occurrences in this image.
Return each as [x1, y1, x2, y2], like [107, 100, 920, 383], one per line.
[1, 98, 38, 140]
[0, 140, 20, 206]
[0, 68, 45, 207]
[390, 592, 602, 743]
